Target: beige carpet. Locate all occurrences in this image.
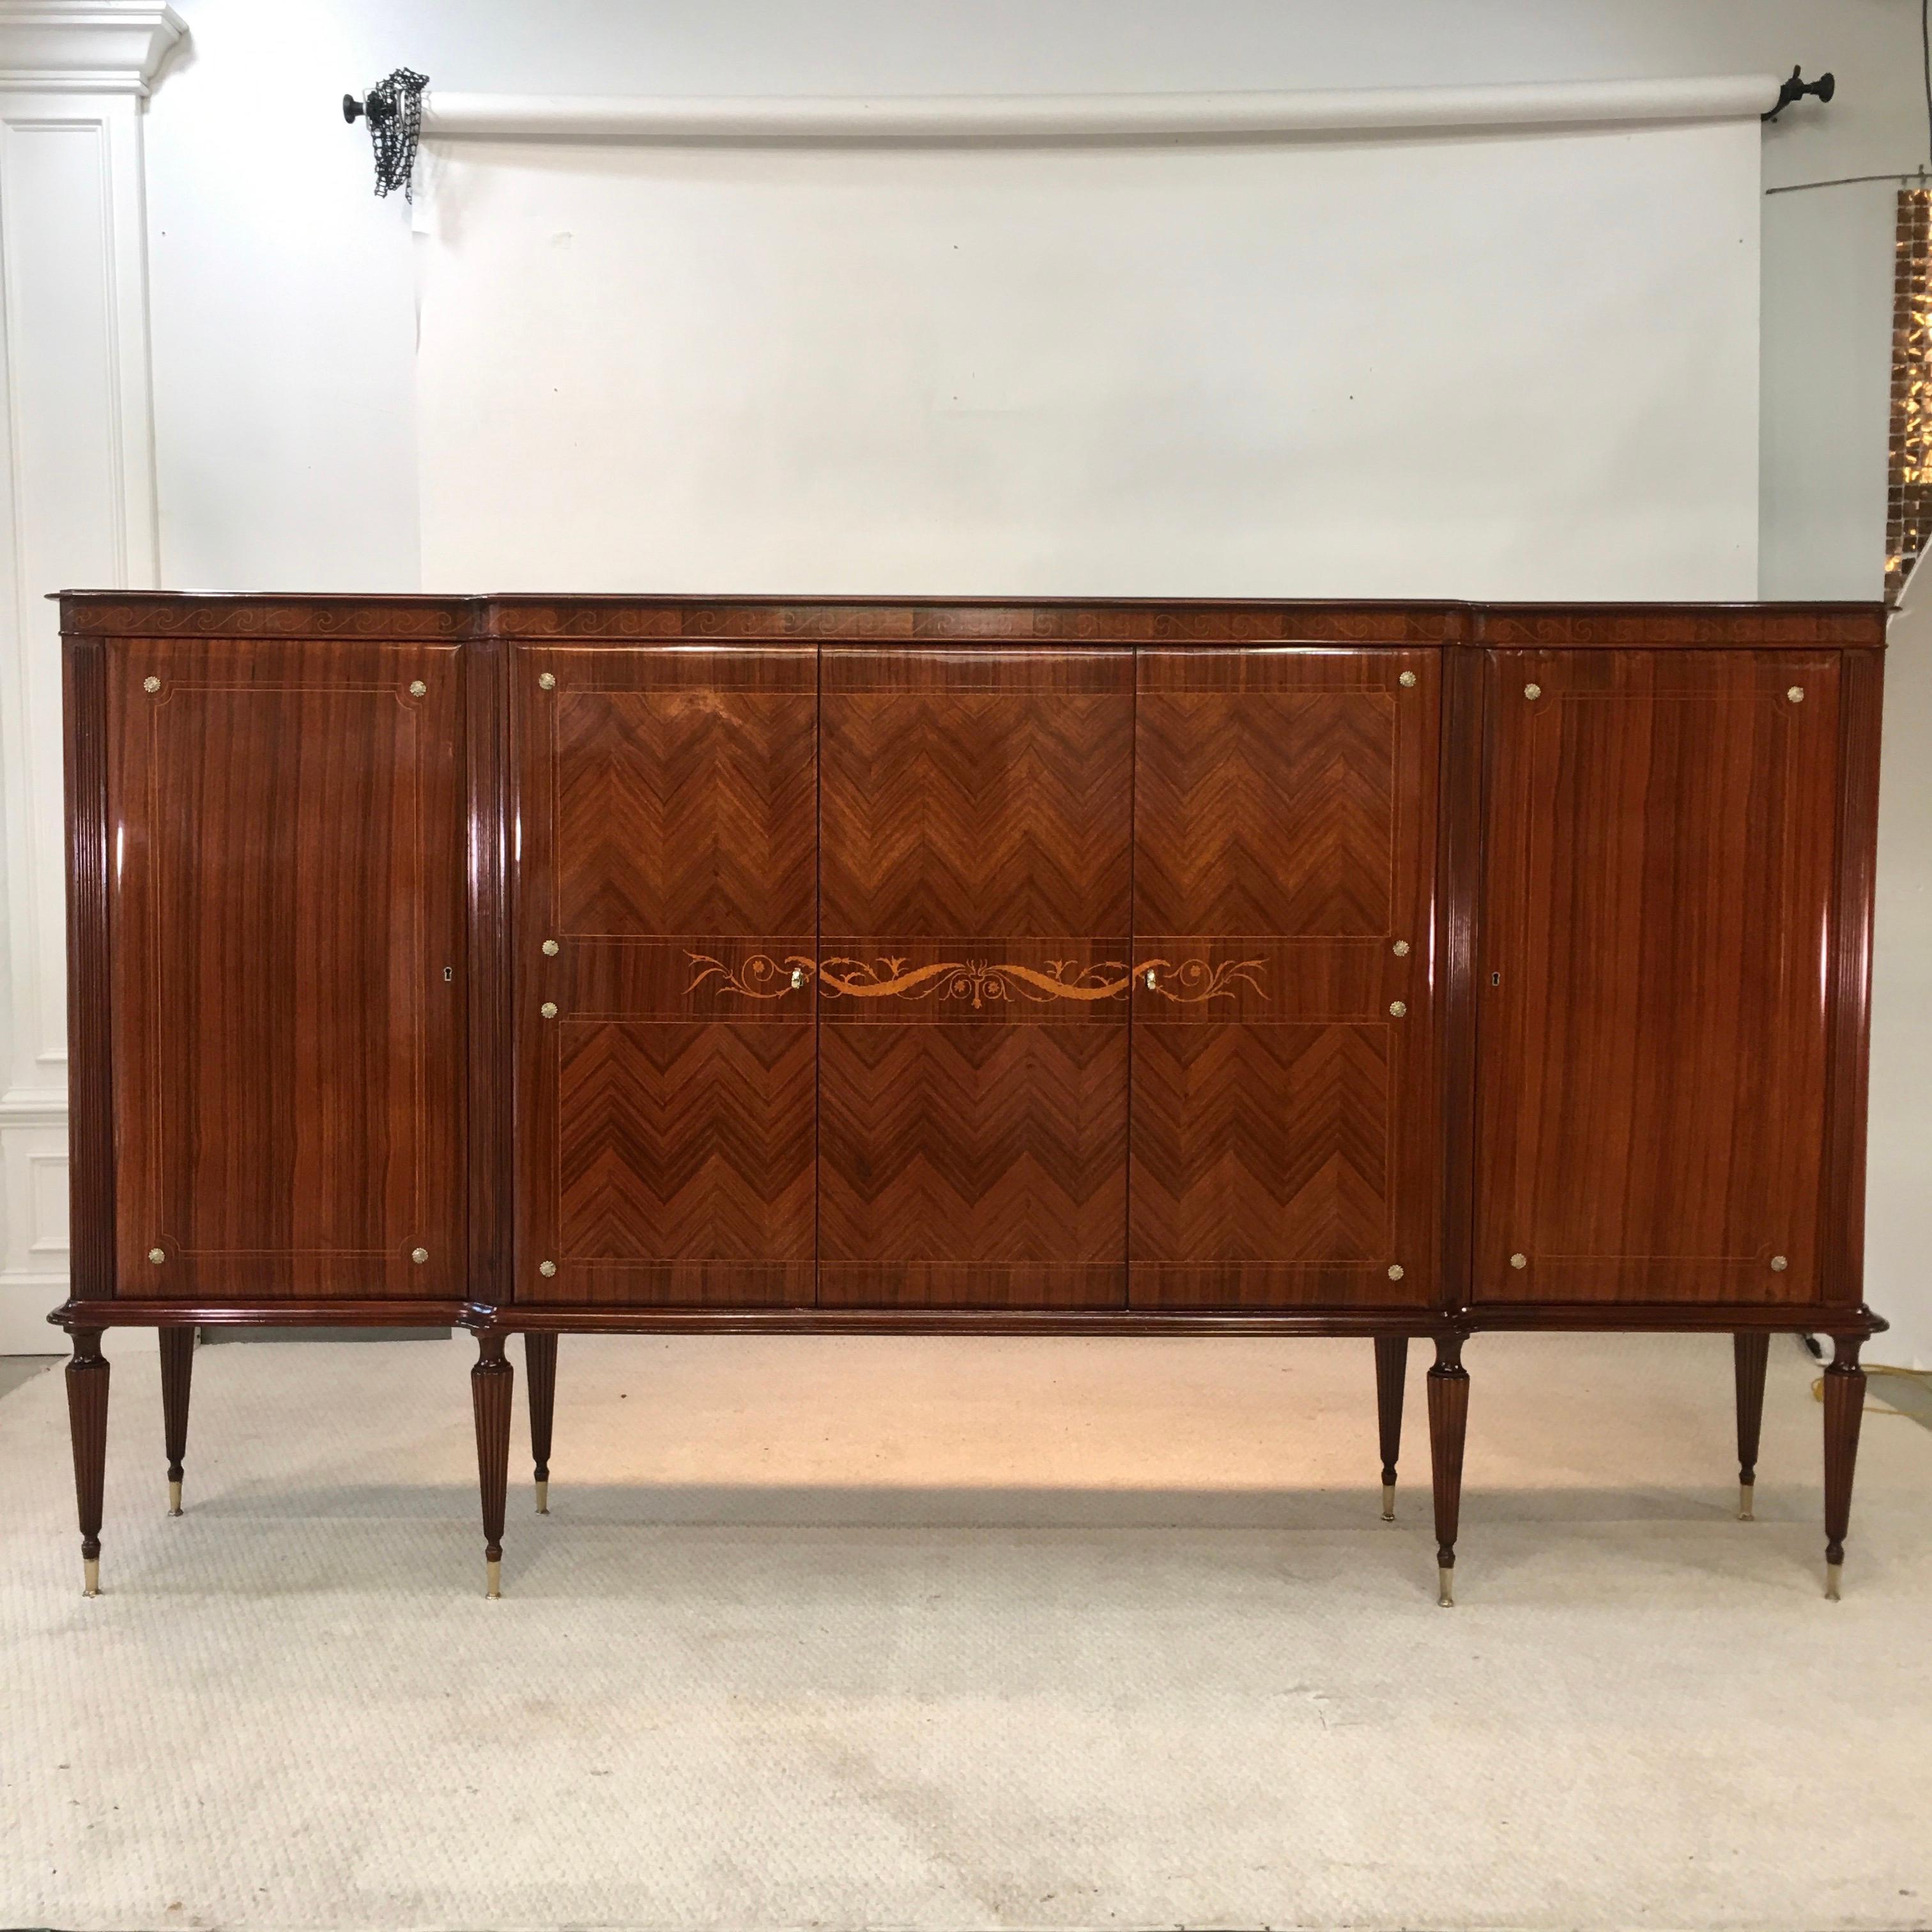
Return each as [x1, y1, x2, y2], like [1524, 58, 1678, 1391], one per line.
[1, 1328, 1928, 1932]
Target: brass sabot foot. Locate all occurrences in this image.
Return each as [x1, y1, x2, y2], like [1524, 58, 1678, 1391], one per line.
[1381, 1481, 1395, 1522]
[535, 1478, 549, 1515]
[1436, 1565, 1455, 1608]
[1737, 1480, 1754, 1522]
[82, 1557, 100, 1598]
[1825, 1560, 1843, 1602]
[168, 1479, 183, 1517]
[486, 1557, 502, 1600]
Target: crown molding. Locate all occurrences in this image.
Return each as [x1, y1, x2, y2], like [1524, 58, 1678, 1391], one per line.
[0, 1, 186, 95]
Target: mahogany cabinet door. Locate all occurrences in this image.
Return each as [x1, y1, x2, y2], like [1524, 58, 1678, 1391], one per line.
[514, 646, 818, 1306]
[1475, 650, 1843, 1305]
[1130, 648, 1440, 1307]
[817, 648, 1134, 1307]
[107, 640, 468, 1300]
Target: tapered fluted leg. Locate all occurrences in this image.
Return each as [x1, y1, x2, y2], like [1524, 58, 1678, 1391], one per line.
[526, 1333, 556, 1514]
[1732, 1331, 1769, 1521]
[65, 1328, 110, 1597]
[471, 1335, 513, 1598]
[1427, 1336, 1469, 1606]
[1822, 1337, 1865, 1600]
[1374, 1337, 1408, 1521]
[160, 1326, 195, 1516]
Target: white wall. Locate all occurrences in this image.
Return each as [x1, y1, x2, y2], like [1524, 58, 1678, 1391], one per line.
[4, 0, 1929, 1356]
[1869, 594, 1932, 1368]
[415, 116, 1762, 599]
[143, 0, 1924, 597]
[0, 4, 177, 1351]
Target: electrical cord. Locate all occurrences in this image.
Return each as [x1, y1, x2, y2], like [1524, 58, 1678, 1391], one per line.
[1767, 10, 1932, 194]
[1765, 170, 1927, 195]
[1809, 1364, 1932, 1415]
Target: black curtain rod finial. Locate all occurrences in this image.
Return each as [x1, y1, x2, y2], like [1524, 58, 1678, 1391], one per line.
[1763, 66, 1836, 122]
[342, 92, 395, 128]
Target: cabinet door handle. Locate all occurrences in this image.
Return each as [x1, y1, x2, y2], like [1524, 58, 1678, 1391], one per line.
[792, 966, 805, 990]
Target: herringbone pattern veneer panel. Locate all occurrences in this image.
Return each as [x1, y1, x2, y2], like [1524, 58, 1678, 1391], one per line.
[554, 689, 816, 937]
[1131, 1022, 1393, 1264]
[556, 1022, 815, 1266]
[519, 648, 821, 1306]
[1135, 689, 1396, 937]
[817, 650, 1133, 1307]
[518, 641, 1436, 1314]
[822, 672, 1132, 937]
[819, 1027, 1128, 1303]
[1129, 650, 1436, 1308]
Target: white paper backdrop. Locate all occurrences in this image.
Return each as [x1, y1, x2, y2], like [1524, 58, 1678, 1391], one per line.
[415, 118, 1760, 597]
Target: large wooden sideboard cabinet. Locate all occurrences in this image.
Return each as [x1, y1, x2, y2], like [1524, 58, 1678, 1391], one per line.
[52, 594, 1889, 1604]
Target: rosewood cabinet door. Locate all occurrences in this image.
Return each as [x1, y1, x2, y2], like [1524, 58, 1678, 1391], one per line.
[1475, 650, 1843, 1306]
[107, 640, 468, 1300]
[818, 648, 1134, 1307]
[1130, 649, 1440, 1308]
[515, 646, 818, 1306]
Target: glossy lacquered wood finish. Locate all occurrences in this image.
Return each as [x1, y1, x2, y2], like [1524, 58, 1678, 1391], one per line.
[54, 593, 1887, 1346]
[464, 632, 514, 1315]
[64, 1330, 109, 1594]
[471, 1334, 514, 1598]
[1435, 643, 1486, 1325]
[56, 593, 1889, 1604]
[159, 1326, 194, 1513]
[63, 633, 115, 1307]
[1374, 1335, 1408, 1514]
[1473, 605, 1885, 648]
[1822, 1337, 1866, 1591]
[818, 647, 1133, 1307]
[1821, 650, 1885, 1309]
[482, 598, 1466, 646]
[106, 639, 470, 1301]
[1426, 1335, 1469, 1602]
[525, 1332, 557, 1508]
[480, 1305, 1457, 1335]
[1733, 1331, 1770, 1509]
[1130, 648, 1439, 1308]
[1475, 650, 1843, 1307]
[514, 645, 818, 1307]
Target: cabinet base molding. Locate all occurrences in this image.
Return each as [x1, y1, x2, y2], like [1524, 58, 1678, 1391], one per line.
[1466, 1303, 1889, 1337]
[50, 1299, 1889, 1341]
[49, 1299, 483, 1331]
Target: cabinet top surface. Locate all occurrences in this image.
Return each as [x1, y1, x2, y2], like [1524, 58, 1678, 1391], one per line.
[51, 592, 1887, 648]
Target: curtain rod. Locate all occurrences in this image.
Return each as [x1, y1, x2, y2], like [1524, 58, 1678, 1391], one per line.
[403, 76, 1782, 145]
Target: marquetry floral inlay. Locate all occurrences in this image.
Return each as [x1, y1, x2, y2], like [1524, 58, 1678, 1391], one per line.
[686, 953, 1268, 1007]
[816, 956, 1131, 1008]
[686, 953, 816, 999]
[1138, 957, 1268, 1003]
